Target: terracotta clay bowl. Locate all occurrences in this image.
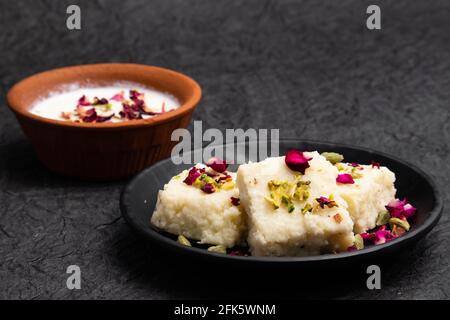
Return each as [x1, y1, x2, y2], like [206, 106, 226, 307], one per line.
[6, 63, 201, 180]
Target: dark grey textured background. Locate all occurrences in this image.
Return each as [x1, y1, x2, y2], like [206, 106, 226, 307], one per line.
[0, 0, 449, 299]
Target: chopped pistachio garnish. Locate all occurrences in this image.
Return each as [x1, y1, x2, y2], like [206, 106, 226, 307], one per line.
[354, 234, 364, 250]
[376, 210, 391, 226]
[350, 167, 363, 179]
[102, 103, 113, 111]
[221, 180, 235, 190]
[207, 244, 227, 254]
[265, 195, 280, 209]
[321, 152, 344, 164]
[281, 195, 295, 213]
[177, 235, 192, 246]
[293, 180, 311, 202]
[173, 175, 181, 180]
[301, 203, 313, 214]
[336, 163, 346, 171]
[389, 217, 410, 231]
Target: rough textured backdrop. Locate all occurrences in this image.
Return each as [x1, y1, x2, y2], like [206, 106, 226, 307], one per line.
[0, 0, 449, 299]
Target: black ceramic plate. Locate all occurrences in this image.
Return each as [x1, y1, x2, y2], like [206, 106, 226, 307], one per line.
[120, 139, 442, 267]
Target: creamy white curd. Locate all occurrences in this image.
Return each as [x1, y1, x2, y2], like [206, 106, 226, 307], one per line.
[30, 82, 180, 123]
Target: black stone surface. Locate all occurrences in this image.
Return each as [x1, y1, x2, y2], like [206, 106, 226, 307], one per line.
[0, 0, 449, 299]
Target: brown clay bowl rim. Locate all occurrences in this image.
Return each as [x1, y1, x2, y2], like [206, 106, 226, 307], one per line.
[6, 63, 202, 131]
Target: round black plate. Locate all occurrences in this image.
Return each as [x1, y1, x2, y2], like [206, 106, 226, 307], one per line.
[120, 139, 442, 267]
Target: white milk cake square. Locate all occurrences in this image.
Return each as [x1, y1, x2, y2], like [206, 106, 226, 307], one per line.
[151, 164, 247, 248]
[335, 163, 396, 233]
[236, 152, 355, 256]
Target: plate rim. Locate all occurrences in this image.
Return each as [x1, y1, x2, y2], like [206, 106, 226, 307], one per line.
[120, 139, 443, 264]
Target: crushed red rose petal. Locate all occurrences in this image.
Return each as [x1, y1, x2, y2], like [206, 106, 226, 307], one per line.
[285, 150, 313, 174]
[92, 97, 109, 105]
[201, 183, 215, 194]
[336, 173, 355, 184]
[371, 161, 381, 169]
[110, 91, 125, 102]
[78, 95, 91, 106]
[183, 167, 203, 185]
[315, 196, 337, 208]
[385, 198, 416, 219]
[206, 157, 228, 173]
[230, 197, 240, 206]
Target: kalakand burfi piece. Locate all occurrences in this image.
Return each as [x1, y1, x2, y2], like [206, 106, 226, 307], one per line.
[151, 164, 247, 248]
[236, 151, 355, 257]
[335, 162, 396, 234]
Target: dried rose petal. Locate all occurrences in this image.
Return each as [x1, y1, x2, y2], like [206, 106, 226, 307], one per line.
[201, 183, 215, 194]
[385, 198, 416, 219]
[96, 114, 114, 123]
[360, 232, 376, 242]
[206, 157, 228, 173]
[285, 150, 313, 174]
[78, 95, 90, 106]
[374, 226, 396, 245]
[77, 106, 96, 120]
[347, 245, 357, 252]
[336, 173, 355, 184]
[110, 91, 125, 102]
[371, 161, 381, 169]
[230, 197, 240, 206]
[229, 247, 250, 256]
[349, 162, 360, 167]
[129, 90, 144, 101]
[120, 103, 142, 120]
[316, 196, 337, 209]
[183, 167, 202, 185]
[361, 226, 397, 245]
[92, 97, 109, 105]
[82, 109, 98, 123]
[217, 174, 232, 182]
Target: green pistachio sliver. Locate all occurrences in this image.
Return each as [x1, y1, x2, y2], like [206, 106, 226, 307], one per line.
[354, 234, 364, 250]
[376, 210, 391, 226]
[389, 217, 410, 231]
[207, 245, 227, 254]
[177, 235, 192, 246]
[265, 196, 280, 209]
[350, 168, 363, 179]
[301, 203, 313, 214]
[281, 195, 295, 213]
[173, 175, 181, 180]
[293, 185, 310, 201]
[221, 180, 235, 190]
[321, 152, 344, 165]
[193, 178, 204, 189]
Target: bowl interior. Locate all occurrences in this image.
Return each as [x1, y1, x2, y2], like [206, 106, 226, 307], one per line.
[121, 139, 441, 265]
[7, 63, 201, 124]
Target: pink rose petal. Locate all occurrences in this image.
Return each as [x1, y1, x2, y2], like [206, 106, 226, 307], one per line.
[78, 95, 91, 106]
[316, 196, 337, 209]
[206, 157, 228, 173]
[201, 183, 215, 194]
[285, 150, 313, 174]
[336, 173, 355, 184]
[230, 197, 240, 206]
[183, 167, 202, 185]
[371, 161, 381, 169]
[111, 91, 125, 102]
[385, 198, 416, 219]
